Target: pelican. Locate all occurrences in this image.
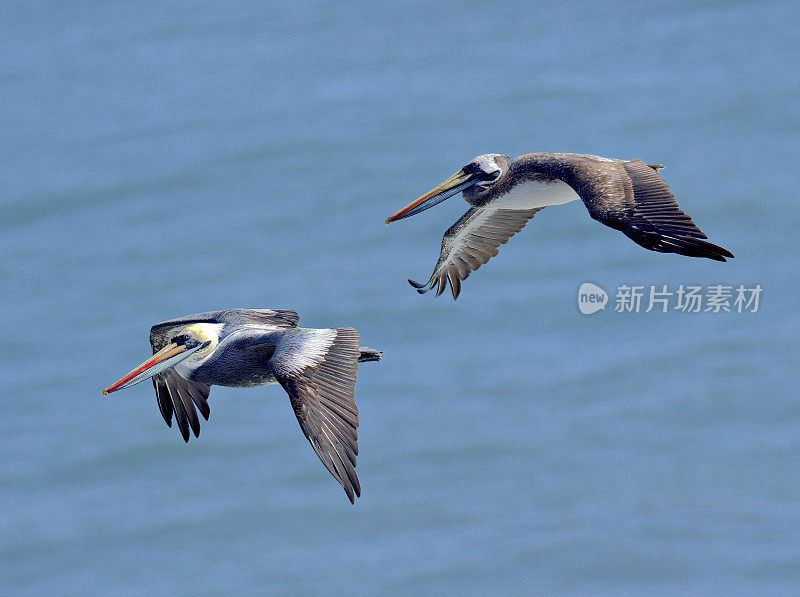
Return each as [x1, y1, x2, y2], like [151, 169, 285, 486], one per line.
[385, 153, 734, 299]
[102, 308, 382, 503]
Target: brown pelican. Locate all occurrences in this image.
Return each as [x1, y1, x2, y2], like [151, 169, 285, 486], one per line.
[102, 308, 382, 503]
[385, 153, 734, 299]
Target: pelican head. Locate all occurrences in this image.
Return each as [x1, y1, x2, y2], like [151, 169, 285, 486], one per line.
[385, 154, 510, 223]
[102, 323, 220, 395]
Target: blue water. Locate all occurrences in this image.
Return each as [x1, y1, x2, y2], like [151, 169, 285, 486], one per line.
[2, 1, 799, 593]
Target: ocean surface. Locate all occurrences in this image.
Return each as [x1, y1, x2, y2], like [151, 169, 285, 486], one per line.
[2, 1, 799, 594]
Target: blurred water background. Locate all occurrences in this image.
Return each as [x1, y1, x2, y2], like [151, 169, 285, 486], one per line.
[2, 1, 799, 594]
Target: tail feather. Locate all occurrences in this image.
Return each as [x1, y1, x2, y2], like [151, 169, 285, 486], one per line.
[358, 347, 383, 362]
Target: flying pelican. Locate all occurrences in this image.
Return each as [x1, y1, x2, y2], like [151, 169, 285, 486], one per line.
[385, 153, 734, 299]
[102, 308, 382, 504]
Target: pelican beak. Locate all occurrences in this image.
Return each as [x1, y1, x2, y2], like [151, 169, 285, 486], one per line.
[102, 341, 203, 395]
[385, 169, 479, 224]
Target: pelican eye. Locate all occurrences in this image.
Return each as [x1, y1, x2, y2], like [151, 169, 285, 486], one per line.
[172, 333, 192, 345]
[465, 161, 500, 184]
[475, 169, 501, 188]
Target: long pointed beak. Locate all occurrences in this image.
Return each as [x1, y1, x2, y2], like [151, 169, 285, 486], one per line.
[102, 342, 201, 395]
[385, 169, 478, 224]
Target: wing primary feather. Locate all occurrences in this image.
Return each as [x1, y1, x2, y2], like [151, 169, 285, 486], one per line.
[174, 384, 200, 438]
[408, 205, 544, 300]
[267, 327, 365, 503]
[169, 382, 191, 443]
[185, 384, 210, 421]
[153, 378, 173, 427]
[576, 158, 733, 261]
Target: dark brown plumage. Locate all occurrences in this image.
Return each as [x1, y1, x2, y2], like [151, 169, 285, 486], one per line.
[388, 153, 733, 300]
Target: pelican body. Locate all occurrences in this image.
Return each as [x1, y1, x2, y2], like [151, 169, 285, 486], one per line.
[386, 153, 734, 299]
[103, 308, 382, 503]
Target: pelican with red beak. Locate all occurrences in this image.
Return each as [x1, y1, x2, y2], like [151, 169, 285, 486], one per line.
[103, 308, 382, 504]
[386, 153, 733, 299]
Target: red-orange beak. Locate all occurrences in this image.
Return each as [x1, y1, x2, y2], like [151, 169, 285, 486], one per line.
[385, 169, 478, 224]
[102, 342, 196, 395]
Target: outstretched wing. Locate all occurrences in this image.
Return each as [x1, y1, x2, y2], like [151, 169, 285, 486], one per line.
[151, 369, 211, 442]
[409, 205, 544, 300]
[575, 158, 733, 261]
[268, 327, 362, 503]
[147, 323, 211, 442]
[149, 309, 298, 349]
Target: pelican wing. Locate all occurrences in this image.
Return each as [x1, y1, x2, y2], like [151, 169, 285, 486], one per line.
[151, 370, 211, 442]
[150, 309, 298, 349]
[145, 324, 211, 442]
[409, 205, 545, 300]
[223, 308, 300, 328]
[574, 158, 733, 261]
[268, 327, 362, 503]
